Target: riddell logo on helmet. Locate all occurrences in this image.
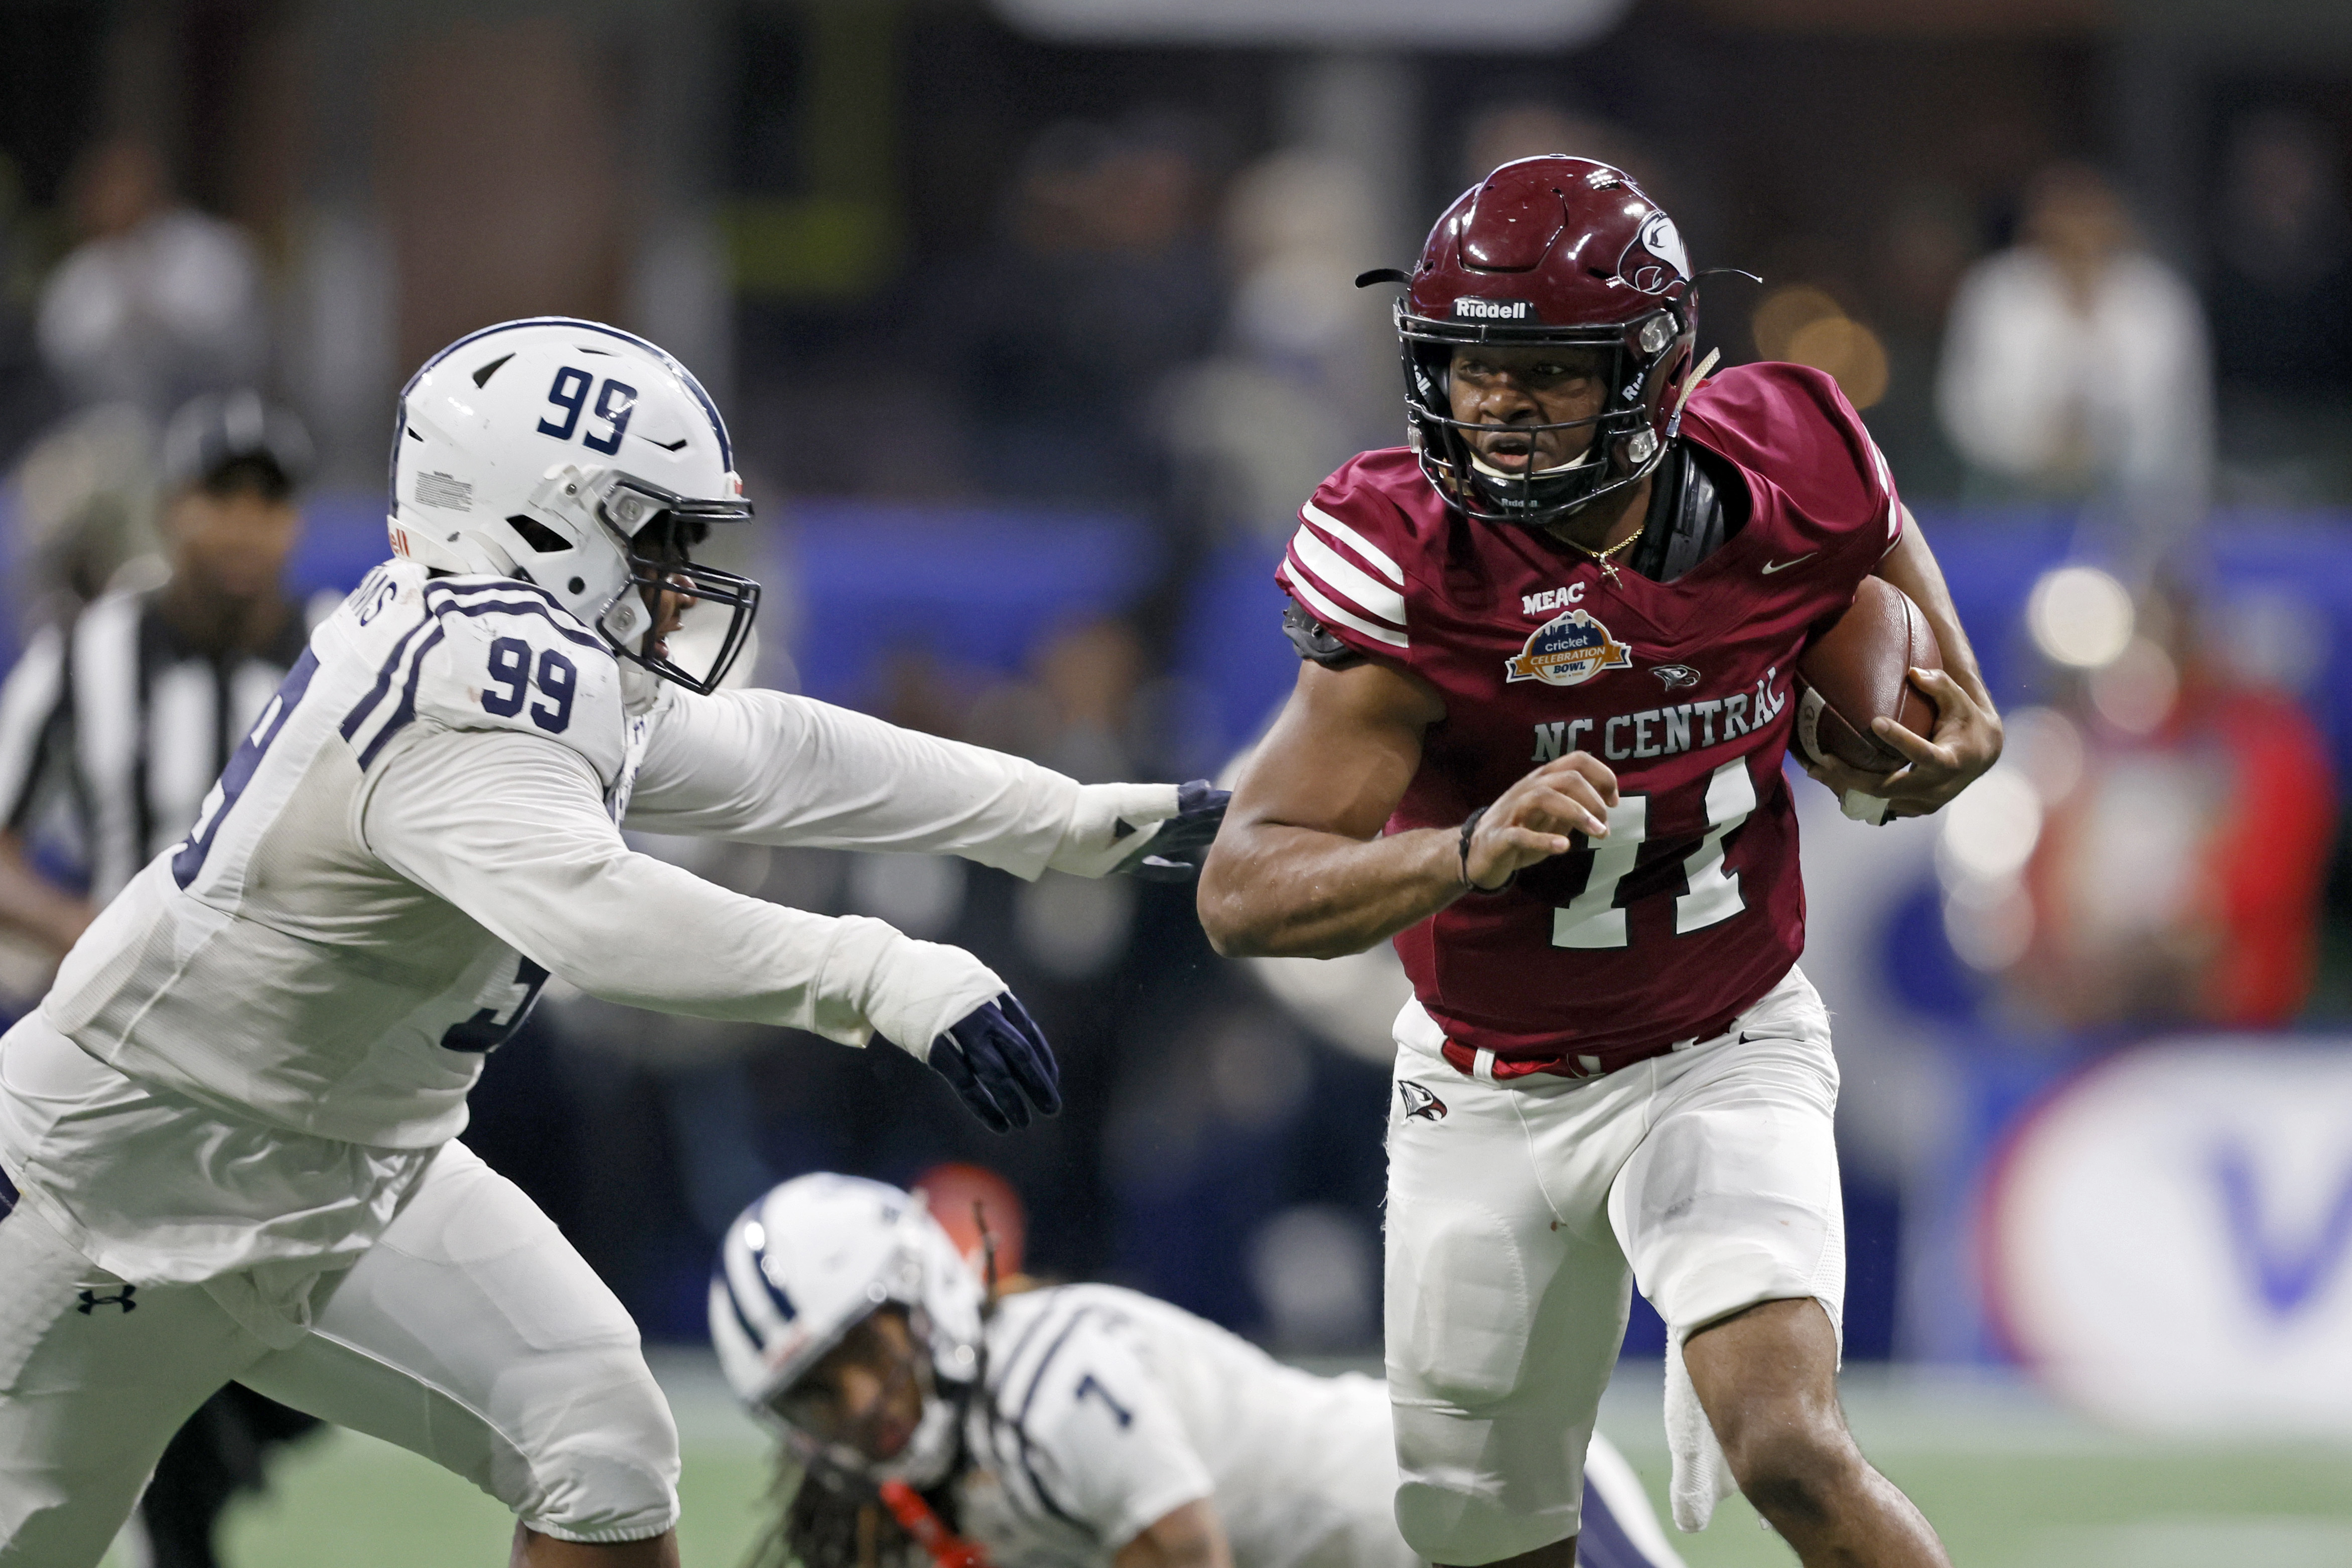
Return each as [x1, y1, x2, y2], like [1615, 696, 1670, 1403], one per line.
[1453, 297, 1535, 321]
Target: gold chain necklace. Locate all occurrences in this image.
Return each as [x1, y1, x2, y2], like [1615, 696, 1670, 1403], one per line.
[1571, 527, 1643, 588]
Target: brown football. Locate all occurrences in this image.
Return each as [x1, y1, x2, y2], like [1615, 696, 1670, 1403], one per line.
[1793, 576, 1943, 773]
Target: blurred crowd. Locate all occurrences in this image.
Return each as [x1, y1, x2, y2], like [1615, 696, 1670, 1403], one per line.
[1, 5, 2349, 1363]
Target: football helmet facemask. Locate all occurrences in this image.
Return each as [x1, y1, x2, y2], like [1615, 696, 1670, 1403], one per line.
[710, 1175, 985, 1492]
[1365, 156, 1705, 531]
[388, 317, 760, 694]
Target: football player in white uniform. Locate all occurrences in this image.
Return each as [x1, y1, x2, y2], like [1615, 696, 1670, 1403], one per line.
[0, 317, 1226, 1568]
[710, 1175, 1688, 1568]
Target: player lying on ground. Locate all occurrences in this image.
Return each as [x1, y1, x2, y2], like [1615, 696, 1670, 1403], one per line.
[1199, 159, 2000, 1567]
[712, 1174, 1690, 1568]
[0, 317, 1225, 1568]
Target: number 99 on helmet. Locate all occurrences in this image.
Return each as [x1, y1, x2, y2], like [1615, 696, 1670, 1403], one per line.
[388, 316, 761, 694]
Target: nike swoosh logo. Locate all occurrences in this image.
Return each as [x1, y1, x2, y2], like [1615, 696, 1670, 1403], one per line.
[639, 435, 690, 452]
[1760, 553, 1817, 574]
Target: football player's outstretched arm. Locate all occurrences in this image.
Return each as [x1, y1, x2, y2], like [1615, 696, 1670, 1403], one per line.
[363, 725, 1058, 1129]
[1807, 510, 2004, 816]
[625, 687, 1225, 881]
[1199, 657, 1616, 958]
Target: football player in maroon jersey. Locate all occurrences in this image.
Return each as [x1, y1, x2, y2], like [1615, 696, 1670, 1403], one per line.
[1199, 158, 1999, 1568]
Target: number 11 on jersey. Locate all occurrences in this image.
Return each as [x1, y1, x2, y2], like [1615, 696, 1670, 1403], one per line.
[1551, 758, 1756, 949]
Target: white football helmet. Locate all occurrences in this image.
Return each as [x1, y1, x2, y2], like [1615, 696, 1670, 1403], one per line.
[711, 1174, 986, 1489]
[388, 316, 759, 694]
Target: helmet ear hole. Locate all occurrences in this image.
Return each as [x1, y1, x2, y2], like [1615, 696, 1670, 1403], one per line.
[568, 576, 586, 595]
[507, 515, 572, 554]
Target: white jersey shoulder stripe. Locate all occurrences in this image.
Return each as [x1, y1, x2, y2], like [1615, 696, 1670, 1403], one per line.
[352, 624, 448, 770]
[338, 601, 443, 765]
[1284, 559, 1410, 650]
[993, 1295, 1114, 1530]
[1288, 523, 1407, 631]
[1300, 501, 1405, 587]
[337, 577, 615, 770]
[422, 578, 608, 654]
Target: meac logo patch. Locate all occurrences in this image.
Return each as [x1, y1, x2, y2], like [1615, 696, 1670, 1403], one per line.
[1505, 608, 1634, 687]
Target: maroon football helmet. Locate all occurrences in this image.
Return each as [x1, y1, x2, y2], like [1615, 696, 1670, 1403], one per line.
[1366, 156, 1701, 529]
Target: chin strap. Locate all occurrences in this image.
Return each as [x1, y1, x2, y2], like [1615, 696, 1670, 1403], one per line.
[1663, 348, 1722, 444]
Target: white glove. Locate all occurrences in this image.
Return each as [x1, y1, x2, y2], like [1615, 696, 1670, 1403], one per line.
[1047, 781, 1229, 880]
[816, 915, 1008, 1057]
[1047, 782, 1181, 877]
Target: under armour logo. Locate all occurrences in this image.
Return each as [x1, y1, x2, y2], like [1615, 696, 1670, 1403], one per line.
[76, 1285, 136, 1315]
[1397, 1080, 1448, 1121]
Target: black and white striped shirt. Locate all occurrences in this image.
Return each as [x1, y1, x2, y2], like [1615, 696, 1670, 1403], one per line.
[0, 585, 311, 904]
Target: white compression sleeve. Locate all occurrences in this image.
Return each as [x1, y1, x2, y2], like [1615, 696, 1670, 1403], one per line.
[623, 687, 1178, 878]
[360, 724, 1004, 1053]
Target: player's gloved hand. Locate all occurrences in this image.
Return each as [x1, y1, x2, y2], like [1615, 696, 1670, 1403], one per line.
[1113, 780, 1229, 881]
[1049, 780, 1230, 880]
[926, 992, 1061, 1133]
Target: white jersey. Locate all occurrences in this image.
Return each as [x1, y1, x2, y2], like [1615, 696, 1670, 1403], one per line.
[952, 1284, 1411, 1568]
[0, 559, 1172, 1311]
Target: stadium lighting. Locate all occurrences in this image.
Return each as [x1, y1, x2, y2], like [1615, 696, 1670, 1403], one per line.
[2027, 565, 2135, 670]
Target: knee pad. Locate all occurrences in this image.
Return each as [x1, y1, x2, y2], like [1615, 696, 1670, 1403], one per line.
[505, 1346, 681, 1545]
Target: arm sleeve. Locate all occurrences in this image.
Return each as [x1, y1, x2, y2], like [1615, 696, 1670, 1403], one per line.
[1014, 1319, 1215, 1549]
[359, 723, 1005, 1052]
[623, 686, 1177, 880]
[0, 626, 69, 832]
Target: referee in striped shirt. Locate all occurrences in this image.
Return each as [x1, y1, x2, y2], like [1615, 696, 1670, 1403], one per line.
[0, 388, 322, 1568]
[0, 390, 313, 960]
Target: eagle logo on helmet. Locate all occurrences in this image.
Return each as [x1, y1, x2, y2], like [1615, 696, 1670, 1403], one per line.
[1619, 211, 1691, 295]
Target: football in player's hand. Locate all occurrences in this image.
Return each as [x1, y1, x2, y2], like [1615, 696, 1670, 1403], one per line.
[1794, 577, 1943, 773]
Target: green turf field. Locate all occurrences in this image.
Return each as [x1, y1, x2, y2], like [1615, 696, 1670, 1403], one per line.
[100, 1355, 2352, 1568]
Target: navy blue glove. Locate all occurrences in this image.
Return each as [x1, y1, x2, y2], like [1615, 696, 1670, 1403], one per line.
[929, 992, 1061, 1133]
[1113, 780, 1230, 882]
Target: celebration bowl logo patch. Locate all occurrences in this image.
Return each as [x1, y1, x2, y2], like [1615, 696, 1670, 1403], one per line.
[1505, 609, 1634, 687]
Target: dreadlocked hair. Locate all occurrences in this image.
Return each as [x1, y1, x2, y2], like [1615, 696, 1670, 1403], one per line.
[749, 1464, 919, 1568]
[750, 1201, 1015, 1568]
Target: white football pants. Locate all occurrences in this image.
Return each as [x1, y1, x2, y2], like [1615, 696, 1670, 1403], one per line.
[1382, 965, 1845, 1564]
[0, 1139, 678, 1567]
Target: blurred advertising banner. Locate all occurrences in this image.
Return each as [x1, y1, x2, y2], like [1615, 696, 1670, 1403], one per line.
[1985, 1040, 2352, 1434]
[990, 0, 1630, 47]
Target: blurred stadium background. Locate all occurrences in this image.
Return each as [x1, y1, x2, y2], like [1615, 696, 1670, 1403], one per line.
[1, 0, 2348, 1559]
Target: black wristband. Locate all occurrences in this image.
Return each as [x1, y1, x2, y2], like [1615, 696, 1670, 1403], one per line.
[1458, 806, 1516, 894]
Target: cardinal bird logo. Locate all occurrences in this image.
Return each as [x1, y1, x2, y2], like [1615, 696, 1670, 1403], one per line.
[1618, 210, 1691, 294]
[1397, 1081, 1448, 1122]
[1650, 663, 1701, 690]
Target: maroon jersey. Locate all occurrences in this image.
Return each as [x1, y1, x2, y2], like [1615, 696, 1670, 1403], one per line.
[1276, 362, 1902, 1070]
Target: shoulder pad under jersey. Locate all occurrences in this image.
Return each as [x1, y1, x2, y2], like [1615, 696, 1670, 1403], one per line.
[1679, 362, 1902, 556]
[1275, 450, 1426, 666]
[339, 567, 626, 787]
